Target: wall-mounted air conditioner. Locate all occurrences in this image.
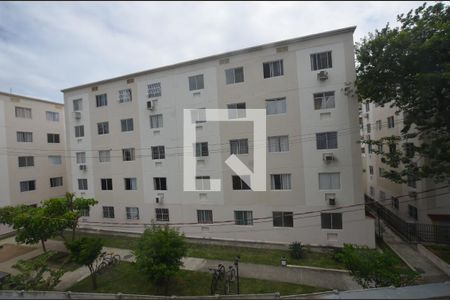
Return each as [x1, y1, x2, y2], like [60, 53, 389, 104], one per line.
[147, 101, 154, 110]
[317, 70, 328, 81]
[156, 193, 164, 204]
[73, 111, 81, 120]
[79, 164, 87, 171]
[326, 193, 336, 206]
[323, 153, 335, 162]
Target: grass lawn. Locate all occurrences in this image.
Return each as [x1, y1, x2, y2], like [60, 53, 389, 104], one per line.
[427, 245, 450, 264]
[31, 251, 81, 273]
[69, 262, 326, 296]
[54, 231, 345, 269]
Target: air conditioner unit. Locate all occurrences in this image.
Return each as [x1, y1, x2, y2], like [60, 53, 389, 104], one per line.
[323, 153, 335, 162]
[326, 193, 336, 206]
[328, 197, 336, 206]
[73, 111, 81, 120]
[79, 164, 87, 171]
[156, 193, 164, 204]
[147, 101, 154, 110]
[317, 70, 328, 81]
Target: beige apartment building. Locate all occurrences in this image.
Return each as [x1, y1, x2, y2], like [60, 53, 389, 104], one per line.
[63, 27, 375, 247]
[361, 102, 450, 225]
[0, 92, 67, 231]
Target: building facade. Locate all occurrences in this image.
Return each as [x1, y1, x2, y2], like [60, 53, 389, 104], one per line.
[63, 27, 375, 247]
[0, 92, 67, 222]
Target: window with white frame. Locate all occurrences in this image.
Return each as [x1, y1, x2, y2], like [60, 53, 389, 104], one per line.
[119, 89, 132, 103]
[387, 116, 395, 128]
[122, 148, 135, 161]
[263, 60, 284, 78]
[150, 114, 163, 129]
[147, 82, 161, 98]
[318, 172, 340, 190]
[50, 177, 63, 187]
[17, 131, 33, 142]
[197, 210, 213, 224]
[195, 142, 209, 157]
[321, 213, 342, 229]
[46, 111, 59, 122]
[153, 177, 167, 190]
[96, 94, 108, 107]
[232, 176, 250, 190]
[270, 174, 291, 190]
[234, 210, 253, 225]
[103, 206, 115, 218]
[366, 123, 371, 134]
[124, 178, 137, 190]
[310, 51, 332, 71]
[155, 208, 169, 222]
[316, 132, 338, 149]
[268, 135, 289, 152]
[188, 74, 204, 91]
[20, 180, 35, 192]
[18, 156, 34, 167]
[227, 102, 246, 119]
[80, 207, 90, 217]
[407, 174, 417, 188]
[97, 122, 109, 135]
[73, 99, 82, 111]
[99, 150, 111, 163]
[126, 207, 139, 220]
[369, 166, 374, 175]
[78, 179, 88, 190]
[266, 97, 286, 115]
[121, 118, 134, 132]
[192, 108, 206, 124]
[75, 125, 84, 138]
[230, 139, 248, 154]
[273, 211, 293, 227]
[48, 155, 62, 165]
[76, 152, 86, 164]
[313, 91, 335, 110]
[47, 133, 60, 143]
[376, 120, 382, 130]
[195, 176, 210, 190]
[101, 178, 113, 190]
[225, 67, 244, 84]
[365, 102, 370, 112]
[151, 146, 165, 160]
[15, 107, 32, 119]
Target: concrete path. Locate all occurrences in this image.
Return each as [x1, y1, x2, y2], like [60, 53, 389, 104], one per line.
[380, 221, 449, 283]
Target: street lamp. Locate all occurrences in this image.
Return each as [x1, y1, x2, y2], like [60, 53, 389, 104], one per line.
[234, 255, 240, 294]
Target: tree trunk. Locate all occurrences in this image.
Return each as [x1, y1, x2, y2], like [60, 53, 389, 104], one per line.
[41, 239, 47, 252]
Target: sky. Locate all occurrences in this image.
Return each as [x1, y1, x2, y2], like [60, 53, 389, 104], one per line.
[0, 1, 427, 103]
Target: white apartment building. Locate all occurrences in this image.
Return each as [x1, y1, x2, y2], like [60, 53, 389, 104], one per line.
[0, 91, 66, 228]
[361, 102, 450, 225]
[63, 27, 375, 247]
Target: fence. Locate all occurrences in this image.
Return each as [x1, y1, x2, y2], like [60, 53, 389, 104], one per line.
[365, 195, 450, 244]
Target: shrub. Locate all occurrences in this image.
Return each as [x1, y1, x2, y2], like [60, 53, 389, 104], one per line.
[289, 241, 304, 259]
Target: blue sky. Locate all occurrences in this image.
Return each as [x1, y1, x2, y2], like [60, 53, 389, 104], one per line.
[0, 1, 425, 103]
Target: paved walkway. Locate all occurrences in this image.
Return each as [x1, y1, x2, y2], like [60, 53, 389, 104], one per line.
[380, 221, 449, 283]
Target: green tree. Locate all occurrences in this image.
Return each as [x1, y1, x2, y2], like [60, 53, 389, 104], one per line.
[66, 237, 103, 289]
[134, 226, 187, 290]
[356, 2, 450, 184]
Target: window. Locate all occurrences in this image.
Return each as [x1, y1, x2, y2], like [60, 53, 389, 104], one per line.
[99, 150, 111, 162]
[97, 122, 109, 135]
[18, 156, 34, 167]
[195, 142, 209, 157]
[20, 180, 35, 192]
[46, 111, 59, 122]
[266, 97, 286, 115]
[369, 166, 374, 175]
[379, 167, 384, 177]
[153, 177, 167, 190]
[103, 206, 115, 218]
[310, 51, 332, 71]
[319, 173, 340, 190]
[50, 177, 63, 187]
[230, 139, 248, 154]
[408, 205, 418, 220]
[225, 67, 244, 84]
[76, 152, 86, 164]
[316, 132, 338, 149]
[366, 123, 371, 134]
[392, 197, 399, 209]
[151, 146, 165, 160]
[232, 176, 250, 190]
[376, 120, 382, 130]
[126, 207, 139, 220]
[227, 102, 246, 119]
[273, 211, 293, 227]
[78, 179, 88, 190]
[17, 131, 33, 142]
[263, 60, 284, 78]
[73, 99, 82, 111]
[188, 74, 204, 91]
[96, 94, 107, 107]
[370, 186, 375, 196]
[195, 176, 210, 190]
[119, 89, 132, 103]
[197, 210, 213, 224]
[80, 208, 89, 217]
[407, 175, 417, 188]
[124, 178, 137, 190]
[270, 174, 291, 190]
[121, 118, 134, 132]
[321, 213, 342, 229]
[368, 143, 373, 154]
[389, 144, 396, 154]
[101, 178, 113, 190]
[387, 116, 395, 128]
[47, 133, 60, 143]
[192, 108, 206, 124]
[75, 125, 84, 138]
[234, 211, 253, 225]
[314, 91, 335, 110]
[155, 208, 169, 222]
[150, 114, 163, 129]
[365, 102, 370, 112]
[48, 155, 62, 165]
[15, 107, 32, 119]
[148, 82, 161, 98]
[380, 191, 386, 201]
[122, 148, 135, 161]
[268, 135, 289, 152]
[404, 143, 415, 158]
